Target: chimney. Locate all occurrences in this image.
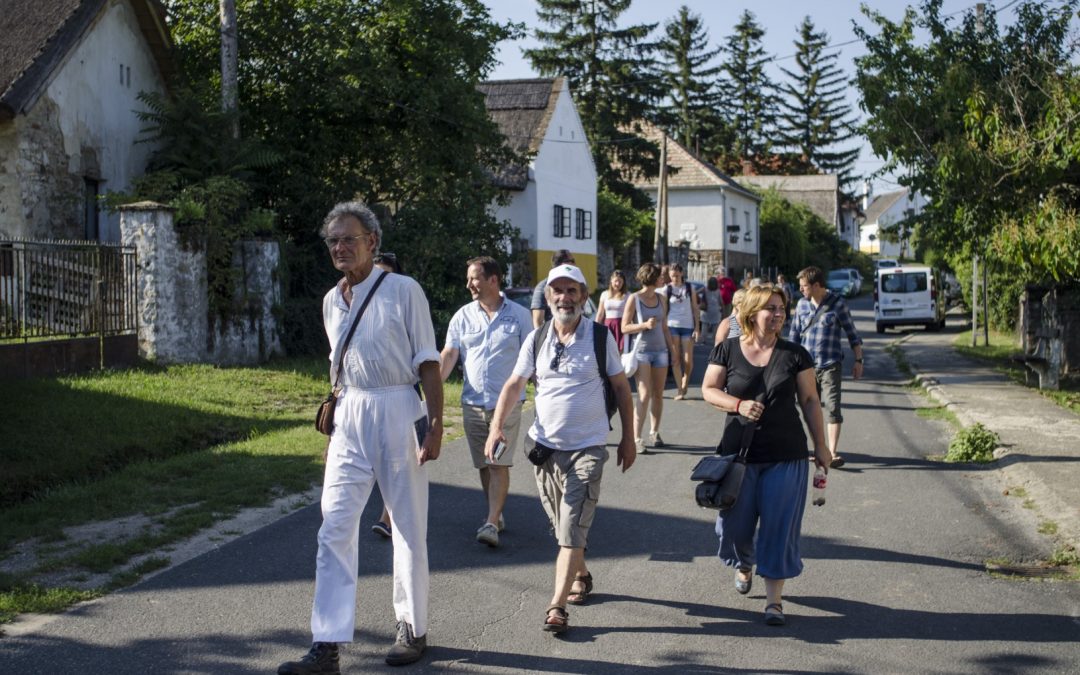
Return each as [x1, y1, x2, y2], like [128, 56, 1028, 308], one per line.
[862, 180, 872, 211]
[740, 158, 754, 176]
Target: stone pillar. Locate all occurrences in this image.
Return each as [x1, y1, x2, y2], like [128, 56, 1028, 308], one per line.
[119, 202, 208, 363]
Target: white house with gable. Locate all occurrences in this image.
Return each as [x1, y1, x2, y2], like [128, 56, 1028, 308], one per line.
[860, 187, 928, 259]
[479, 77, 598, 287]
[633, 121, 761, 280]
[0, 0, 172, 242]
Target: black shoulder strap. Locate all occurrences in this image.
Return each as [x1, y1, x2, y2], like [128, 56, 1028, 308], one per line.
[803, 292, 838, 333]
[331, 270, 388, 390]
[531, 319, 552, 371]
[591, 321, 610, 383]
[736, 342, 786, 456]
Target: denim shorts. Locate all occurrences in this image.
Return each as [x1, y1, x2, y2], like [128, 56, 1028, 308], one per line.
[638, 349, 669, 368]
[670, 326, 694, 339]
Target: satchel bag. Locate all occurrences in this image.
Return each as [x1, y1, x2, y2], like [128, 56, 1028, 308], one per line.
[691, 453, 737, 509]
[315, 270, 388, 435]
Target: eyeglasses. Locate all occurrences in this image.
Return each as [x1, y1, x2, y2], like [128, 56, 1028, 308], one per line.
[324, 234, 368, 249]
[550, 341, 567, 371]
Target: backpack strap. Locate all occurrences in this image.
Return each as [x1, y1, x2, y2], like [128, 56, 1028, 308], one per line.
[531, 319, 552, 372]
[592, 321, 609, 383]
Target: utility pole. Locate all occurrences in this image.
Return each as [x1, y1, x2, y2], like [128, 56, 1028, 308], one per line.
[972, 2, 986, 346]
[220, 0, 240, 140]
[654, 131, 669, 263]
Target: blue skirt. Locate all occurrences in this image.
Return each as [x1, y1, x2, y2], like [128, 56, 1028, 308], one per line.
[714, 458, 809, 579]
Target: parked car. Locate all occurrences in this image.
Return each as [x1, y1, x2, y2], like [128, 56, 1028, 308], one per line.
[942, 272, 963, 305]
[826, 268, 862, 297]
[505, 286, 533, 310]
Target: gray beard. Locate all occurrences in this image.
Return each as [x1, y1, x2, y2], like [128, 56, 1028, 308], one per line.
[553, 304, 583, 325]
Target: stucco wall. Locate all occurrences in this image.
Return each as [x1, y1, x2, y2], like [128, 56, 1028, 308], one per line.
[120, 205, 282, 365]
[532, 88, 597, 260]
[0, 0, 165, 242]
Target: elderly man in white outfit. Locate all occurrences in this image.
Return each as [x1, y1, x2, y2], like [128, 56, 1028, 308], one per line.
[279, 202, 443, 675]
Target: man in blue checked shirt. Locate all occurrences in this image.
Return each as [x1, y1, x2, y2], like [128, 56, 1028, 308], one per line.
[790, 266, 865, 469]
[440, 256, 533, 548]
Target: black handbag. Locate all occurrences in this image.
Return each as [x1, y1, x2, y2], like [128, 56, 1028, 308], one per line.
[315, 270, 388, 435]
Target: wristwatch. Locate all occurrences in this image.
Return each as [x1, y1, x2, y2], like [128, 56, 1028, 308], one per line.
[854, 358, 864, 363]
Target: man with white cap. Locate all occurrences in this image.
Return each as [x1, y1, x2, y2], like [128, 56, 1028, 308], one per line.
[485, 264, 636, 634]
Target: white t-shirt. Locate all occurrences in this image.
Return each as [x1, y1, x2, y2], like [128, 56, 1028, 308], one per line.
[512, 318, 622, 451]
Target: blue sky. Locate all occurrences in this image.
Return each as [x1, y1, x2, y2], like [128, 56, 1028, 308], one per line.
[480, 0, 1033, 197]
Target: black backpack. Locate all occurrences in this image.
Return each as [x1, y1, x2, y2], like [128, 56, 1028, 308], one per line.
[533, 320, 618, 429]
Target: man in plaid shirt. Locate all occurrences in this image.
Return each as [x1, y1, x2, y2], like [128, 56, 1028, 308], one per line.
[789, 266, 864, 469]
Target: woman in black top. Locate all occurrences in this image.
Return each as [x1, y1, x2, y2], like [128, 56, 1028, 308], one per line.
[701, 284, 829, 627]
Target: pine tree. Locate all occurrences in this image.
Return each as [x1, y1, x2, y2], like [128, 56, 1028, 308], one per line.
[718, 11, 777, 170]
[777, 16, 861, 188]
[655, 6, 723, 153]
[525, 0, 662, 199]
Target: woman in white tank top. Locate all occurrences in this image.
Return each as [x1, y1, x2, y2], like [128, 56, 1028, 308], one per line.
[595, 270, 628, 351]
[665, 264, 700, 400]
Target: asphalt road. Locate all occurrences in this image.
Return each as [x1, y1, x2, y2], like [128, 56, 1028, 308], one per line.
[3, 295, 1079, 673]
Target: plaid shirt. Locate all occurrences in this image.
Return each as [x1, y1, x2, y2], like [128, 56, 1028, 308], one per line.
[789, 291, 863, 369]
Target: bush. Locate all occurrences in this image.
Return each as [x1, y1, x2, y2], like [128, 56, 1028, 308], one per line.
[946, 422, 999, 463]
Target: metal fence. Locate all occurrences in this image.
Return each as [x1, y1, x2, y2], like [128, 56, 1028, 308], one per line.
[0, 239, 137, 340]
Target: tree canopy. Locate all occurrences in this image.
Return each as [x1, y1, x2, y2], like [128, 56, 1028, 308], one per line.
[160, 0, 521, 349]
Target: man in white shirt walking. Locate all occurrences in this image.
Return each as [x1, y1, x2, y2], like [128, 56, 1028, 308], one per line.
[486, 264, 636, 634]
[279, 202, 442, 674]
[441, 256, 532, 547]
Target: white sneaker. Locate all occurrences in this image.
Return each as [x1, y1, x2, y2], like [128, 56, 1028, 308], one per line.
[476, 522, 499, 547]
[497, 514, 506, 532]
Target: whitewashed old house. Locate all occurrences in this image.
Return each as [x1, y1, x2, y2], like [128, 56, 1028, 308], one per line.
[0, 0, 172, 242]
[479, 77, 598, 287]
[634, 122, 761, 280]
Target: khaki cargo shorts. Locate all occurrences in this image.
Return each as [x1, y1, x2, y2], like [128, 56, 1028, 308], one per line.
[464, 402, 522, 469]
[532, 445, 609, 548]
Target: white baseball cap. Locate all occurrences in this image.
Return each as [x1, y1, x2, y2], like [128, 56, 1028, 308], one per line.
[546, 264, 587, 287]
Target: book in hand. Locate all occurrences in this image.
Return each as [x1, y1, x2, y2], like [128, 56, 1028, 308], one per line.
[413, 401, 429, 452]
[488, 439, 507, 464]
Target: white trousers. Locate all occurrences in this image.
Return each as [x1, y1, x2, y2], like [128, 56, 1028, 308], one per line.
[311, 384, 429, 642]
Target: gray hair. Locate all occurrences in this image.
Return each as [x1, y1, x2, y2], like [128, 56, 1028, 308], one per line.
[320, 201, 382, 249]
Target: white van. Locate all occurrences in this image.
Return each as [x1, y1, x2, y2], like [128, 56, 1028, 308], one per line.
[874, 265, 947, 333]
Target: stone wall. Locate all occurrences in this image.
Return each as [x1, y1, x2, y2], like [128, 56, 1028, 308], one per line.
[119, 203, 282, 365]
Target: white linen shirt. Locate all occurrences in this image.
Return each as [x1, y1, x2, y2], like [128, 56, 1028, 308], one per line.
[322, 271, 439, 388]
[512, 317, 622, 452]
[445, 294, 532, 409]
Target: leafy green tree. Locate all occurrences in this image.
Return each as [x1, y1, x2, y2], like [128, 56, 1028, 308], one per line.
[855, 0, 1078, 329]
[597, 187, 652, 252]
[758, 189, 808, 274]
[163, 0, 520, 350]
[855, 0, 1075, 262]
[718, 11, 777, 170]
[776, 17, 861, 189]
[654, 6, 724, 153]
[524, 0, 662, 203]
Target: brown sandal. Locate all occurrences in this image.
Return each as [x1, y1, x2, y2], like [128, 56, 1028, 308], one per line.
[567, 572, 593, 605]
[543, 605, 569, 633]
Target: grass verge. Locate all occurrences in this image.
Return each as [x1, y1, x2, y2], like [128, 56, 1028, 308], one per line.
[0, 356, 467, 625]
[953, 329, 1080, 415]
